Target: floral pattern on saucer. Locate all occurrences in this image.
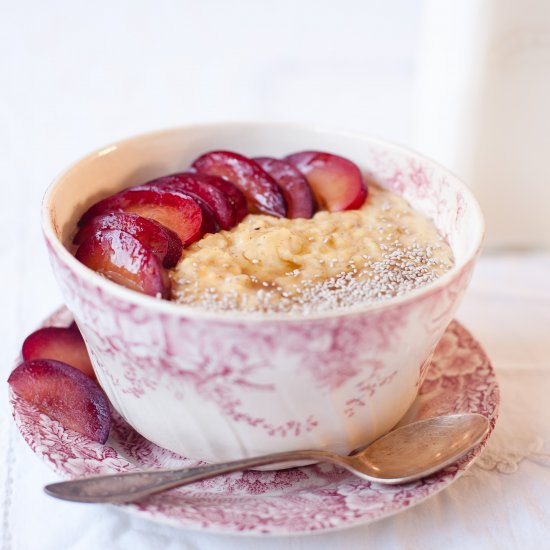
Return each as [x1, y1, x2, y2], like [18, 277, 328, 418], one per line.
[10, 307, 499, 536]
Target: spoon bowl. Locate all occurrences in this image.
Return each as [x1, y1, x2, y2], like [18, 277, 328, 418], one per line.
[345, 413, 489, 483]
[44, 413, 489, 504]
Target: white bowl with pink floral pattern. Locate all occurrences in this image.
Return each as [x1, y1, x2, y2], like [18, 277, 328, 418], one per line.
[41, 123, 484, 464]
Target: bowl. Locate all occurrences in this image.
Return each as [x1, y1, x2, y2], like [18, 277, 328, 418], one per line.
[42, 123, 484, 462]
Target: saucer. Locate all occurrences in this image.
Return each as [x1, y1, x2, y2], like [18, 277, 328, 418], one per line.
[10, 307, 499, 536]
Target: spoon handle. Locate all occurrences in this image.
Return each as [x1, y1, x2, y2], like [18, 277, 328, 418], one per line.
[44, 449, 338, 504]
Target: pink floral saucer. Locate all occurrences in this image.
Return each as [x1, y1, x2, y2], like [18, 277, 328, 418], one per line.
[10, 308, 499, 536]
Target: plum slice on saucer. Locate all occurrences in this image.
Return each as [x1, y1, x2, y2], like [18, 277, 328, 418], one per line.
[8, 359, 111, 444]
[74, 212, 183, 268]
[22, 323, 95, 379]
[191, 151, 287, 218]
[253, 157, 315, 219]
[76, 229, 171, 298]
[285, 151, 367, 212]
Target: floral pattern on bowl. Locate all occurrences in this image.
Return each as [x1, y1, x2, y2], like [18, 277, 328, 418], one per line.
[41, 124, 485, 461]
[10, 307, 498, 536]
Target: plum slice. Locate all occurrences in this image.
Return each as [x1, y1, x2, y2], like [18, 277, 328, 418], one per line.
[199, 174, 248, 223]
[22, 323, 95, 379]
[191, 151, 287, 217]
[76, 229, 171, 298]
[78, 188, 211, 247]
[8, 359, 111, 444]
[285, 151, 367, 212]
[127, 185, 220, 235]
[254, 157, 315, 219]
[146, 173, 236, 230]
[74, 212, 183, 268]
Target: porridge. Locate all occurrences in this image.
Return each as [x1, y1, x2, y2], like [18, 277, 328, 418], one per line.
[172, 183, 453, 313]
[73, 149, 453, 312]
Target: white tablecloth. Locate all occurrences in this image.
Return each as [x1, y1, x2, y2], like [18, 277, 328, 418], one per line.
[2, 252, 550, 549]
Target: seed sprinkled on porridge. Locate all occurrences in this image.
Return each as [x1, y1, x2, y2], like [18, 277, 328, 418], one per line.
[170, 184, 454, 314]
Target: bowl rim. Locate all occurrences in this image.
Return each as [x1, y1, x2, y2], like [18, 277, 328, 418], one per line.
[41, 121, 485, 323]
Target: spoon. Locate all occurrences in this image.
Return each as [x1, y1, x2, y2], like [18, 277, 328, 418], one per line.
[44, 413, 489, 504]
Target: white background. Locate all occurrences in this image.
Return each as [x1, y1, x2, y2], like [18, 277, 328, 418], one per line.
[2, 1, 550, 549]
[1, 0, 421, 340]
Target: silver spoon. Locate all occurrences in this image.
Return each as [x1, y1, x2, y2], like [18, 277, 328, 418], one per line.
[44, 413, 489, 504]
